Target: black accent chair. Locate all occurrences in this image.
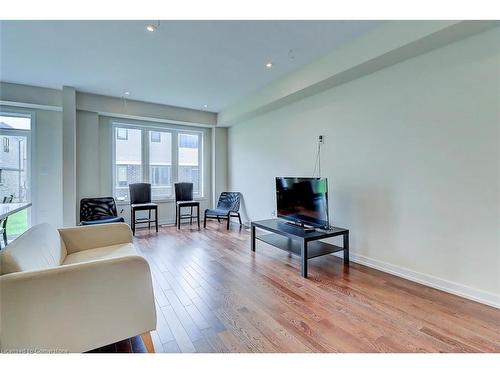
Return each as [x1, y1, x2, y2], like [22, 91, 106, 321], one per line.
[79, 197, 125, 226]
[129, 183, 158, 235]
[175, 182, 200, 229]
[0, 194, 14, 248]
[204, 192, 242, 230]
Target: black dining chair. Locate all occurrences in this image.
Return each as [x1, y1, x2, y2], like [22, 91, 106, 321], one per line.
[0, 194, 14, 248]
[129, 183, 158, 235]
[79, 197, 125, 226]
[204, 192, 242, 230]
[174, 182, 200, 229]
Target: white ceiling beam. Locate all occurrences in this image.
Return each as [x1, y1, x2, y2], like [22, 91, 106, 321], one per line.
[217, 21, 499, 127]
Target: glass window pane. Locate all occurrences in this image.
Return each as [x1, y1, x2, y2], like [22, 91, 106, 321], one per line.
[114, 127, 142, 201]
[0, 134, 29, 203]
[0, 114, 31, 130]
[149, 131, 172, 199]
[150, 131, 161, 143]
[178, 133, 200, 195]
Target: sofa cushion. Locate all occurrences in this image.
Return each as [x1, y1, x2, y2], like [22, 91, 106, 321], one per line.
[0, 223, 67, 275]
[62, 243, 137, 265]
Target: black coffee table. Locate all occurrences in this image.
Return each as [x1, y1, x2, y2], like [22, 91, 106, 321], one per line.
[251, 219, 349, 278]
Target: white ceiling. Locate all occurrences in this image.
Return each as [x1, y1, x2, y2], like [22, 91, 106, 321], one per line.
[0, 20, 382, 112]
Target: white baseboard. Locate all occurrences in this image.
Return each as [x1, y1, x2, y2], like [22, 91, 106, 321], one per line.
[333, 252, 500, 309]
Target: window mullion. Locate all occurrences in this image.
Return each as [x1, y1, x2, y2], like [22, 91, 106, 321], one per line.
[142, 128, 150, 183]
[198, 133, 203, 198]
[171, 130, 179, 190]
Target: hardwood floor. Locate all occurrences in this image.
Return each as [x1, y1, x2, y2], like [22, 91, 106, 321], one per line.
[117, 222, 499, 353]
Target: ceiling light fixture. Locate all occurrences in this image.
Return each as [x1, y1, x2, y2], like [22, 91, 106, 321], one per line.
[203, 104, 208, 109]
[146, 24, 156, 32]
[124, 91, 130, 96]
[265, 62, 273, 69]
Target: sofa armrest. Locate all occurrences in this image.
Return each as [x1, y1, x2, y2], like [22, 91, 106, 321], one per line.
[0, 254, 156, 353]
[58, 223, 133, 254]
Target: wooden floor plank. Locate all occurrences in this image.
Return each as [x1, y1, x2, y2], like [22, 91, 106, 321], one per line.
[98, 222, 499, 353]
[160, 305, 196, 353]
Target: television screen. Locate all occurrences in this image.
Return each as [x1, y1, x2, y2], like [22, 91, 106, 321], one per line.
[275, 177, 329, 228]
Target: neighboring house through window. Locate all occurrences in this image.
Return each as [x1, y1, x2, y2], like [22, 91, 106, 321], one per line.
[116, 128, 128, 140]
[150, 131, 161, 143]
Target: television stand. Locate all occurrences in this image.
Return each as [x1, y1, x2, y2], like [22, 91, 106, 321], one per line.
[283, 220, 316, 232]
[251, 219, 349, 278]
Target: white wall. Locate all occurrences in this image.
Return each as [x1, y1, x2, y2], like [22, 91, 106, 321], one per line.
[62, 86, 77, 226]
[228, 28, 500, 305]
[76, 110, 100, 202]
[212, 127, 228, 202]
[34, 109, 63, 228]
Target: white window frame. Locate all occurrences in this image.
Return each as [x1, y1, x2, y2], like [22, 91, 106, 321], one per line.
[112, 121, 204, 202]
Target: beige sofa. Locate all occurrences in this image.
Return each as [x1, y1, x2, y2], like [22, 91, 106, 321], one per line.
[0, 222, 156, 353]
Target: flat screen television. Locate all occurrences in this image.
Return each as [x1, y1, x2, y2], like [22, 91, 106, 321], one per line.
[275, 177, 329, 229]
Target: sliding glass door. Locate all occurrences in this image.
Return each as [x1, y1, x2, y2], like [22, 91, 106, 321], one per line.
[0, 112, 31, 237]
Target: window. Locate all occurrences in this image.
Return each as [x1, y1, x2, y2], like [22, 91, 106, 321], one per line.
[179, 133, 198, 148]
[116, 128, 128, 140]
[3, 137, 9, 153]
[149, 130, 172, 199]
[0, 114, 31, 130]
[0, 112, 31, 237]
[178, 133, 201, 195]
[150, 131, 161, 143]
[117, 165, 128, 187]
[113, 123, 203, 201]
[114, 127, 142, 201]
[151, 166, 171, 186]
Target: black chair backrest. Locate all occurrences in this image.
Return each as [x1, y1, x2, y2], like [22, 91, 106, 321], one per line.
[80, 197, 118, 222]
[129, 183, 152, 204]
[217, 192, 241, 212]
[175, 182, 194, 202]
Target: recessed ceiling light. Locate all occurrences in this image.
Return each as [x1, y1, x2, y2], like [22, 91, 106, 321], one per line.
[203, 104, 208, 109]
[124, 91, 130, 96]
[146, 24, 156, 32]
[265, 62, 273, 69]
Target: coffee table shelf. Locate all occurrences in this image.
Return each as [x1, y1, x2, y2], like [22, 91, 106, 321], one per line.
[256, 233, 344, 259]
[251, 219, 349, 278]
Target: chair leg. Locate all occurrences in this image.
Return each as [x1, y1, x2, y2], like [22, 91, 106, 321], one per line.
[217, 216, 221, 223]
[141, 332, 155, 353]
[148, 210, 151, 230]
[237, 213, 242, 226]
[204, 211, 207, 228]
[226, 213, 231, 230]
[190, 206, 193, 225]
[178, 206, 181, 229]
[131, 209, 135, 235]
[197, 206, 200, 229]
[175, 204, 177, 227]
[3, 220, 8, 246]
[155, 208, 158, 232]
